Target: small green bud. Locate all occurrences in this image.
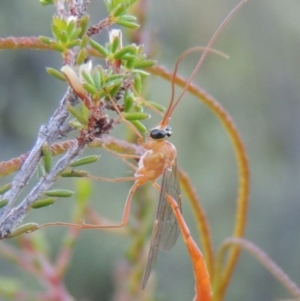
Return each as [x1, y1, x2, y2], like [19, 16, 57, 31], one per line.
[39, 36, 51, 45]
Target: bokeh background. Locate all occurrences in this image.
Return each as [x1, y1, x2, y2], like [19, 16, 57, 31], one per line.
[1, 0, 300, 300]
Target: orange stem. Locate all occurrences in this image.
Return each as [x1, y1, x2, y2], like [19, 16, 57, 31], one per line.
[0, 37, 51, 50]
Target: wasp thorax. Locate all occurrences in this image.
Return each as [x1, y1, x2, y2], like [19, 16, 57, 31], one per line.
[150, 125, 172, 141]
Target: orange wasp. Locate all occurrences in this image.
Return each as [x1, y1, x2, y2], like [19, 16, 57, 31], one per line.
[44, 0, 246, 291]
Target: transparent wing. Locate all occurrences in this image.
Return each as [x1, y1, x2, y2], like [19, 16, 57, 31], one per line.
[142, 160, 182, 289]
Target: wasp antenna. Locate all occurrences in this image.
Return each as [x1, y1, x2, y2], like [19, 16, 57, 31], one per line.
[161, 0, 247, 126]
[161, 47, 229, 127]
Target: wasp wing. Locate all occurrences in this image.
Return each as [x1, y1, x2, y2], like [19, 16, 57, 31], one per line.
[142, 160, 182, 289]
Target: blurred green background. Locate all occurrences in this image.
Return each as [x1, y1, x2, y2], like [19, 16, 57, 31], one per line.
[1, 0, 300, 300]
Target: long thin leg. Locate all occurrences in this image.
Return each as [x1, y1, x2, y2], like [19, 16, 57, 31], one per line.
[87, 175, 137, 183]
[36, 181, 140, 230]
[102, 143, 142, 160]
[102, 144, 140, 171]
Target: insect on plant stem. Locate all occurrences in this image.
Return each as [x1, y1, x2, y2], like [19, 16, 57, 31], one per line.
[35, 0, 247, 292]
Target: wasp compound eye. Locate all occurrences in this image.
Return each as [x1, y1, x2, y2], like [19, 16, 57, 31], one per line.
[150, 126, 173, 140]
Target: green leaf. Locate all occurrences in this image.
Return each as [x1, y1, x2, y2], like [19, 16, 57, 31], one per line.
[76, 48, 88, 65]
[79, 15, 89, 38]
[40, 0, 54, 5]
[6, 223, 39, 238]
[66, 20, 76, 36]
[119, 14, 137, 22]
[116, 19, 140, 29]
[147, 101, 166, 113]
[133, 72, 142, 93]
[82, 83, 97, 94]
[92, 70, 102, 90]
[111, 3, 126, 17]
[125, 55, 136, 69]
[81, 70, 95, 86]
[0, 199, 8, 209]
[130, 120, 148, 135]
[70, 28, 82, 40]
[123, 112, 150, 120]
[51, 24, 63, 41]
[133, 59, 156, 68]
[37, 164, 46, 179]
[124, 93, 134, 112]
[60, 169, 88, 177]
[46, 67, 67, 81]
[70, 155, 100, 167]
[114, 45, 137, 59]
[111, 35, 120, 54]
[80, 101, 90, 122]
[42, 142, 52, 173]
[45, 189, 74, 197]
[90, 39, 108, 57]
[67, 104, 89, 125]
[31, 198, 56, 209]
[50, 41, 65, 52]
[80, 35, 90, 48]
[69, 119, 85, 129]
[66, 39, 81, 49]
[104, 0, 113, 12]
[0, 183, 11, 195]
